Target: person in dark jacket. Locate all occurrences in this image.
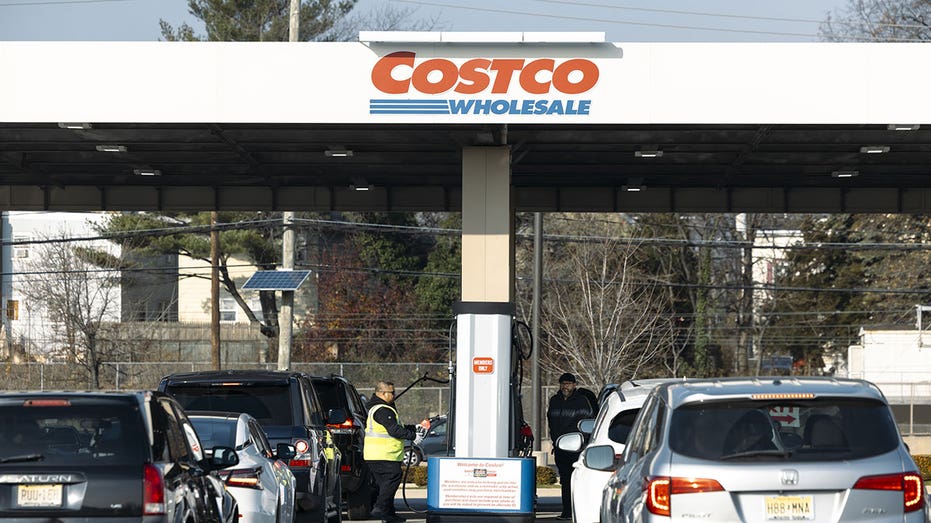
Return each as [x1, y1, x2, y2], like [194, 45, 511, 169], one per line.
[547, 372, 595, 520]
[364, 381, 420, 523]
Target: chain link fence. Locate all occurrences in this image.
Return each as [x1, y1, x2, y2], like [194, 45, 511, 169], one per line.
[0, 361, 566, 432]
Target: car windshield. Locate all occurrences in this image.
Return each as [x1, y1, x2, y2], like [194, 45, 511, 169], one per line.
[669, 397, 900, 462]
[167, 384, 292, 426]
[191, 417, 237, 449]
[0, 403, 145, 466]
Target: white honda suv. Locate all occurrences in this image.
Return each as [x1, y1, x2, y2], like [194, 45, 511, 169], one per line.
[556, 378, 684, 523]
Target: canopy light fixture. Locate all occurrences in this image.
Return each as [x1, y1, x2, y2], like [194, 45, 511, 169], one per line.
[635, 149, 663, 158]
[350, 176, 371, 191]
[58, 122, 92, 130]
[888, 124, 920, 131]
[623, 177, 647, 192]
[96, 144, 127, 152]
[860, 145, 890, 154]
[325, 149, 354, 158]
[831, 170, 859, 178]
[133, 168, 161, 176]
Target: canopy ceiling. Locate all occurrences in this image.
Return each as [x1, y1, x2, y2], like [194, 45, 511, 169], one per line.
[1, 122, 929, 213]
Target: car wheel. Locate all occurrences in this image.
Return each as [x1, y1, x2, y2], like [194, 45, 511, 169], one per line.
[346, 474, 374, 520]
[403, 447, 422, 467]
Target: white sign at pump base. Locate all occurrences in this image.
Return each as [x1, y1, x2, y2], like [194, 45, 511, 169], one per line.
[426, 457, 535, 513]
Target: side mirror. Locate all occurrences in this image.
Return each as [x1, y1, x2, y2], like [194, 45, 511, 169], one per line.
[327, 408, 348, 425]
[556, 432, 584, 453]
[210, 446, 239, 469]
[584, 444, 620, 471]
[275, 443, 296, 460]
[578, 419, 596, 435]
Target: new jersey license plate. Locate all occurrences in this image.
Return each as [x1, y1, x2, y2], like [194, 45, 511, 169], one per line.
[16, 484, 63, 508]
[765, 495, 813, 520]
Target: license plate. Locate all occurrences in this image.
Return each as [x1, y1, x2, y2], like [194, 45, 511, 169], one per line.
[16, 484, 63, 508]
[765, 495, 813, 520]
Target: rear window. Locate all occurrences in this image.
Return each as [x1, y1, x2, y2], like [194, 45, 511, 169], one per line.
[167, 384, 293, 426]
[0, 402, 145, 466]
[312, 380, 345, 411]
[669, 397, 900, 462]
[607, 409, 639, 444]
[190, 418, 237, 449]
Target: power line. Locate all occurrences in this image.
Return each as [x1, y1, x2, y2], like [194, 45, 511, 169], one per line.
[0, 218, 281, 247]
[391, 0, 817, 39]
[0, 0, 136, 6]
[536, 0, 931, 31]
[536, 0, 827, 25]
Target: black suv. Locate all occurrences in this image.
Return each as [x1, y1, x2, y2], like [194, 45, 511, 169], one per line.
[0, 391, 239, 523]
[311, 374, 374, 520]
[159, 370, 343, 522]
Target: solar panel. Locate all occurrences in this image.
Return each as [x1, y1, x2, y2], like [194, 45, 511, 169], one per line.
[242, 270, 311, 291]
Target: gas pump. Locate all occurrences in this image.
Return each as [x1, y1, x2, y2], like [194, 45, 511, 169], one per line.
[423, 303, 536, 523]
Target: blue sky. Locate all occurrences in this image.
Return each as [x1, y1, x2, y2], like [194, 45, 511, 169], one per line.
[0, 0, 848, 42]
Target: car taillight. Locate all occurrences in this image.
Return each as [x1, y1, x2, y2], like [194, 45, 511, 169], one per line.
[341, 464, 352, 472]
[327, 418, 354, 430]
[854, 472, 925, 513]
[644, 476, 724, 517]
[143, 464, 165, 515]
[225, 468, 263, 490]
[290, 439, 311, 467]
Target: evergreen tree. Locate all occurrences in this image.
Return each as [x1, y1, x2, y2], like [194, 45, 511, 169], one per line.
[160, 0, 356, 42]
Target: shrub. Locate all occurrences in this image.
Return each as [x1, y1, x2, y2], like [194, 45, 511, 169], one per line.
[537, 465, 558, 486]
[913, 455, 931, 480]
[403, 464, 429, 486]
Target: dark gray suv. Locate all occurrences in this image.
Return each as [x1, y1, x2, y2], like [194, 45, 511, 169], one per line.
[159, 370, 343, 522]
[0, 390, 239, 523]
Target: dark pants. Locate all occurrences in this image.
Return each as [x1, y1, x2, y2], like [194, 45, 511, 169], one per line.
[554, 448, 580, 516]
[368, 460, 403, 516]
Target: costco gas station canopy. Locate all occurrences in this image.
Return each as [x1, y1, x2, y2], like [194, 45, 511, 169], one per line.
[1, 35, 931, 213]
[4, 35, 931, 505]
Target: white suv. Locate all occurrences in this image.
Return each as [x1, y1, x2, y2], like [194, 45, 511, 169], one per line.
[556, 378, 683, 523]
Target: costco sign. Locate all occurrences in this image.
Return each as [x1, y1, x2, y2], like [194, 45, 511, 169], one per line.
[370, 51, 599, 116]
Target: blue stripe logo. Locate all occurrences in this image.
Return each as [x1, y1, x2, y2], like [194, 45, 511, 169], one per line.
[370, 99, 450, 115]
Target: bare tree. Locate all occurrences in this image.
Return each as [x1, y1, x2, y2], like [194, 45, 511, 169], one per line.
[523, 214, 677, 389]
[16, 234, 123, 389]
[820, 0, 931, 41]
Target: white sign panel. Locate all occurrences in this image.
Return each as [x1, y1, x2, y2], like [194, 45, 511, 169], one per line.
[2, 40, 931, 124]
[437, 458, 523, 510]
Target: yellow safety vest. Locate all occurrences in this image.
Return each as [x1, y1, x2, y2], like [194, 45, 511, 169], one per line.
[364, 403, 404, 462]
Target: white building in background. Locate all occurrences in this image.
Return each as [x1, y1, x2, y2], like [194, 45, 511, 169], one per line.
[752, 229, 804, 308]
[847, 326, 931, 402]
[177, 254, 263, 324]
[177, 254, 316, 325]
[1, 211, 121, 360]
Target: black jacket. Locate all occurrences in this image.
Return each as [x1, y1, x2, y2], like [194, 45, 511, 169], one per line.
[547, 390, 595, 440]
[367, 395, 416, 441]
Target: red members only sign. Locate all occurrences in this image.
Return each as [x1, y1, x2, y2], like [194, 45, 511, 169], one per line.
[472, 357, 495, 374]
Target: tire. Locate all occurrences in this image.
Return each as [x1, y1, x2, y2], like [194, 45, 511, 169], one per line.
[402, 447, 422, 467]
[346, 476, 374, 520]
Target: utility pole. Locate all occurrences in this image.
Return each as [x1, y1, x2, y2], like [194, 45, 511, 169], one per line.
[735, 213, 753, 374]
[278, 0, 299, 371]
[210, 211, 221, 370]
[531, 212, 543, 451]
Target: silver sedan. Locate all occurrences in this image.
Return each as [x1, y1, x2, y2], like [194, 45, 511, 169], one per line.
[191, 412, 298, 523]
